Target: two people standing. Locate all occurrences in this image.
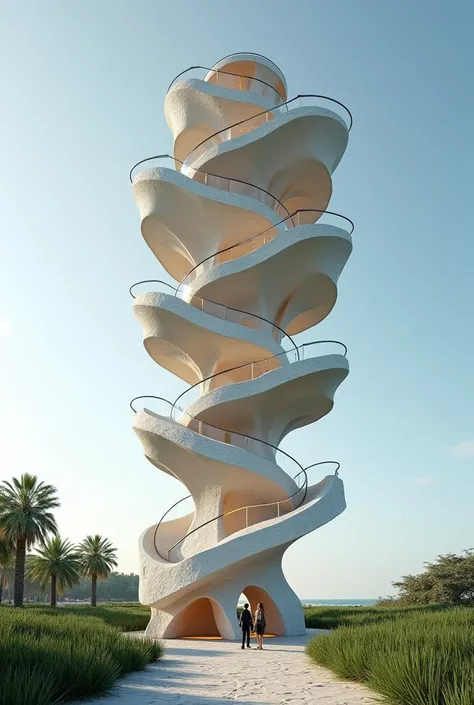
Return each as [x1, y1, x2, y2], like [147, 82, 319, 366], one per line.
[239, 602, 266, 650]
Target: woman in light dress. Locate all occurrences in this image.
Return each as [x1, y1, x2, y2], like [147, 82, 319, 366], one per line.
[254, 602, 266, 650]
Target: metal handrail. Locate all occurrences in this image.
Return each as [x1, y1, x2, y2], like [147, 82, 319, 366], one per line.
[165, 460, 340, 560]
[183, 92, 353, 173]
[171, 339, 348, 416]
[129, 279, 298, 353]
[152, 494, 192, 561]
[167, 65, 286, 102]
[166, 476, 306, 559]
[132, 393, 308, 562]
[130, 395, 304, 476]
[176, 207, 354, 295]
[128, 154, 292, 222]
[152, 461, 340, 561]
[211, 52, 286, 80]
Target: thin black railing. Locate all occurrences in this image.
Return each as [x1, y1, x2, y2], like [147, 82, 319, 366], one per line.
[176, 208, 354, 295]
[150, 457, 340, 562]
[171, 339, 348, 416]
[212, 52, 286, 78]
[129, 154, 292, 222]
[167, 65, 286, 102]
[130, 395, 304, 477]
[183, 92, 353, 172]
[129, 280, 298, 353]
[153, 494, 192, 561]
[132, 394, 307, 562]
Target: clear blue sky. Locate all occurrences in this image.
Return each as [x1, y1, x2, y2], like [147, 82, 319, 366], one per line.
[1, 0, 473, 599]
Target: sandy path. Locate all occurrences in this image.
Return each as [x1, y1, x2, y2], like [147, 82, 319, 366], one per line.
[76, 630, 378, 704]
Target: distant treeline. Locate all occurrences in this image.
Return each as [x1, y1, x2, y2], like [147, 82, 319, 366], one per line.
[2, 572, 139, 603]
[63, 572, 139, 602]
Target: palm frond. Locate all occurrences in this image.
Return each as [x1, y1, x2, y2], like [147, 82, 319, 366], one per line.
[78, 534, 118, 579]
[27, 536, 81, 594]
[0, 474, 59, 548]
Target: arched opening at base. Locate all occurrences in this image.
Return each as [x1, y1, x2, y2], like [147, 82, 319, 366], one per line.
[241, 585, 286, 636]
[163, 597, 222, 639]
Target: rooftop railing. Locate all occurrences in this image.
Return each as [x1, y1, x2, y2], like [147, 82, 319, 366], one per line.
[182, 93, 353, 176]
[167, 65, 286, 104]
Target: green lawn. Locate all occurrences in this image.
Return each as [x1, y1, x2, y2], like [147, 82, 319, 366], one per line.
[306, 605, 474, 705]
[23, 602, 152, 631]
[0, 604, 163, 705]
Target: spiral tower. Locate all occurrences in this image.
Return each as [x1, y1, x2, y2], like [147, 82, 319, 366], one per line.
[130, 53, 353, 639]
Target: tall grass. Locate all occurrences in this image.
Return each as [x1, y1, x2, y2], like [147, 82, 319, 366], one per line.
[303, 603, 448, 629]
[0, 608, 163, 705]
[306, 607, 474, 705]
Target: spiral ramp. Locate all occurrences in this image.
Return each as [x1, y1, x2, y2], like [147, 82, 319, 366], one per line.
[130, 53, 353, 639]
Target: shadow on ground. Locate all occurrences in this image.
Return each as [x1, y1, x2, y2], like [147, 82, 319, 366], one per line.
[73, 631, 352, 705]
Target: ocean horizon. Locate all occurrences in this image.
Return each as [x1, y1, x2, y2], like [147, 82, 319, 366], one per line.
[237, 598, 377, 606]
[300, 598, 377, 606]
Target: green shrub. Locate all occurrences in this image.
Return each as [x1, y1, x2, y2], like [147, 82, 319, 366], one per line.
[306, 607, 474, 705]
[0, 607, 163, 705]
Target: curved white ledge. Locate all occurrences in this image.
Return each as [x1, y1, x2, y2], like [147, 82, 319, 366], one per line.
[186, 107, 348, 212]
[133, 409, 298, 496]
[185, 354, 349, 447]
[140, 474, 345, 607]
[133, 167, 281, 281]
[133, 292, 284, 385]
[165, 79, 281, 163]
[134, 408, 300, 563]
[190, 225, 352, 335]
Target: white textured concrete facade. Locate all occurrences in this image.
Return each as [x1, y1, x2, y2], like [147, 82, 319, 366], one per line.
[130, 53, 353, 639]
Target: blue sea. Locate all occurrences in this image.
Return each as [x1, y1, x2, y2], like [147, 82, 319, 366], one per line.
[301, 599, 376, 606]
[238, 598, 376, 606]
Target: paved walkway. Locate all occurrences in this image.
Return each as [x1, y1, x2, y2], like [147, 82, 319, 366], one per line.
[77, 631, 377, 704]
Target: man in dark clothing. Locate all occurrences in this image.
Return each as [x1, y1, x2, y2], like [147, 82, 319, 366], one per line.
[239, 603, 253, 649]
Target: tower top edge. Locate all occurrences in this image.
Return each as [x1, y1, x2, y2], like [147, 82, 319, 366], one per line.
[209, 52, 288, 92]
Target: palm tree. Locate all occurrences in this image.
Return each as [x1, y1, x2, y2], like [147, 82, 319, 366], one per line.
[27, 537, 81, 607]
[0, 473, 59, 607]
[78, 535, 118, 606]
[0, 529, 14, 603]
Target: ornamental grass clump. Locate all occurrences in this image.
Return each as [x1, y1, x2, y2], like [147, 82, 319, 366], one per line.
[306, 607, 474, 705]
[0, 608, 163, 705]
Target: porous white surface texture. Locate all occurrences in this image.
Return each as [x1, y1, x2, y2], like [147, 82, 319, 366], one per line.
[131, 52, 352, 640]
[73, 631, 377, 705]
